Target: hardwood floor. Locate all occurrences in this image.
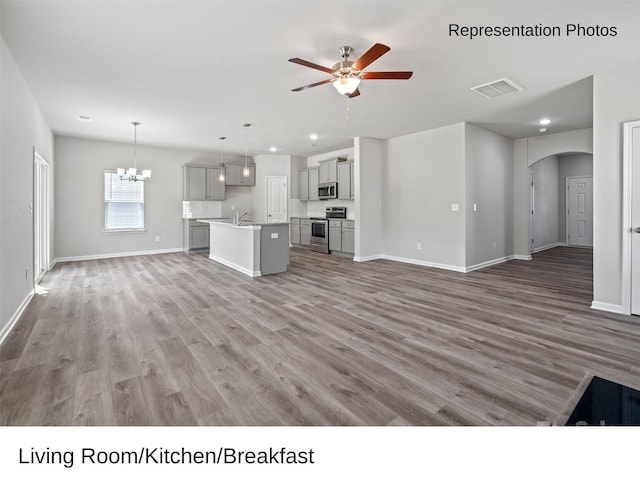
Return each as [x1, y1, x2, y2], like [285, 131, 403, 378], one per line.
[1, 247, 638, 425]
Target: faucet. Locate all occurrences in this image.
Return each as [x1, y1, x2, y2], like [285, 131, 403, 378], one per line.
[234, 211, 250, 224]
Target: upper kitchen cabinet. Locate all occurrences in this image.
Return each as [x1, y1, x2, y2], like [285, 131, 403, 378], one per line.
[184, 165, 225, 201]
[318, 158, 337, 183]
[308, 167, 319, 200]
[226, 164, 255, 186]
[338, 161, 355, 200]
[299, 167, 319, 201]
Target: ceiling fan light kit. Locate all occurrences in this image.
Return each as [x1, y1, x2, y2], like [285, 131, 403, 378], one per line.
[289, 43, 413, 99]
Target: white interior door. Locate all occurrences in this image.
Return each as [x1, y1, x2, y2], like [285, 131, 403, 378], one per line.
[529, 171, 534, 253]
[566, 176, 593, 247]
[266, 176, 287, 223]
[34, 151, 50, 283]
[631, 126, 640, 315]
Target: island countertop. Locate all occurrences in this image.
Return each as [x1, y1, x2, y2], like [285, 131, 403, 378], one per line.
[197, 219, 289, 227]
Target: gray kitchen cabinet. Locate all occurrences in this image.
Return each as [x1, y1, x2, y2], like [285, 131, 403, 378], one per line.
[206, 167, 226, 200]
[329, 220, 342, 251]
[329, 220, 354, 255]
[299, 170, 309, 200]
[184, 165, 225, 200]
[318, 158, 337, 183]
[183, 220, 210, 252]
[226, 164, 255, 186]
[300, 219, 312, 246]
[341, 220, 355, 254]
[298, 167, 320, 201]
[338, 162, 354, 200]
[290, 217, 301, 245]
[308, 167, 319, 201]
[190, 225, 210, 249]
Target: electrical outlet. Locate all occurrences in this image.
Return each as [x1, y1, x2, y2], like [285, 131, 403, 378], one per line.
[451, 203, 459, 212]
[417, 243, 422, 250]
[493, 242, 497, 249]
[473, 203, 477, 212]
[155, 236, 160, 242]
[231, 205, 236, 211]
[271, 233, 279, 239]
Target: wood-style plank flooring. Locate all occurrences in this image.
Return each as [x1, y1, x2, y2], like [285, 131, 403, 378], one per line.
[1, 247, 638, 425]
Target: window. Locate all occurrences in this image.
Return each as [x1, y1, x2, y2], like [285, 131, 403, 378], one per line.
[104, 171, 145, 231]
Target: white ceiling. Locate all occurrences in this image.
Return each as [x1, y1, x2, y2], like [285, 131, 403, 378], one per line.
[2, 1, 639, 157]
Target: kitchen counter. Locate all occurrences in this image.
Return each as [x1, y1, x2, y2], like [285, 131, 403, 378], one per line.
[197, 219, 289, 276]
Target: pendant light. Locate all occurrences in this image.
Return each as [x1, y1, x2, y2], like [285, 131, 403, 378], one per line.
[117, 121, 151, 182]
[242, 123, 251, 177]
[218, 136, 226, 182]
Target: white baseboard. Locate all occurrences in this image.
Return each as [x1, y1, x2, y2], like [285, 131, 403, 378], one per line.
[0, 289, 34, 346]
[464, 255, 515, 273]
[533, 242, 566, 254]
[353, 254, 383, 262]
[513, 254, 533, 261]
[381, 254, 467, 273]
[209, 254, 261, 277]
[591, 301, 625, 315]
[54, 248, 184, 263]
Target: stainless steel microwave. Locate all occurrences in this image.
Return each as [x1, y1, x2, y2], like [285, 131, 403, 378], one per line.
[318, 182, 337, 200]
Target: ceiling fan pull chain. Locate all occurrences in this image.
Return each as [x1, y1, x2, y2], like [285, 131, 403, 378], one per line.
[345, 95, 351, 122]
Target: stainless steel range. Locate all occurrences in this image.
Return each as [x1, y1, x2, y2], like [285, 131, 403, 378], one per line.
[310, 207, 346, 254]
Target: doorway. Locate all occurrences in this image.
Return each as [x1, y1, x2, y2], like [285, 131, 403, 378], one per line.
[33, 150, 50, 284]
[265, 176, 287, 223]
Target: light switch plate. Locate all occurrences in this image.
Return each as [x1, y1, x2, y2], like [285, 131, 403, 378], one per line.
[271, 233, 278, 239]
[451, 203, 459, 212]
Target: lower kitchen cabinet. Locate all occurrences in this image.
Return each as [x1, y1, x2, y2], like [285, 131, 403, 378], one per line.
[184, 220, 210, 252]
[329, 220, 354, 255]
[329, 220, 342, 251]
[300, 219, 311, 246]
[290, 218, 301, 245]
[190, 226, 210, 249]
[341, 221, 354, 254]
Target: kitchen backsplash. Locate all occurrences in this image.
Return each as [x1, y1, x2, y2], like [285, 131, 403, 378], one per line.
[182, 201, 223, 219]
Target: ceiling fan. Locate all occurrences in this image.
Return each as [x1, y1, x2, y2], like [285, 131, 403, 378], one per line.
[289, 43, 413, 98]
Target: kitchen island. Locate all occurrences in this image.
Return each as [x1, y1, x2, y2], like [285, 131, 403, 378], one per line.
[197, 219, 289, 277]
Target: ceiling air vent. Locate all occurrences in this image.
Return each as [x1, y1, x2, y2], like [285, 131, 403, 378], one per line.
[471, 77, 523, 99]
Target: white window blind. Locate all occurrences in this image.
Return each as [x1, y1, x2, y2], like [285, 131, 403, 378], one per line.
[104, 171, 145, 231]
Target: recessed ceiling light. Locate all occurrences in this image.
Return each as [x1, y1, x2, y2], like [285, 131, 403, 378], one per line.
[270, 147, 277, 152]
[538, 118, 551, 126]
[539, 127, 548, 133]
[309, 133, 318, 141]
[78, 115, 92, 121]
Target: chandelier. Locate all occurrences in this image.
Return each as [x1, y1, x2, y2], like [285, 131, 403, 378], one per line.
[117, 121, 151, 182]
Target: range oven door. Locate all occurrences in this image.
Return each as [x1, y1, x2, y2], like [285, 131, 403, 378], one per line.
[310, 221, 329, 253]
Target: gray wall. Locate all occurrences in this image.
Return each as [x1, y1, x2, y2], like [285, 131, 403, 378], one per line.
[593, 61, 640, 310]
[0, 35, 55, 336]
[355, 137, 384, 261]
[465, 123, 514, 268]
[383, 123, 466, 269]
[54, 136, 250, 259]
[530, 155, 560, 251]
[251, 154, 291, 222]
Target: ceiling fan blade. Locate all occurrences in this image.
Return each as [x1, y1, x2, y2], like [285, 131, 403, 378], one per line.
[352, 43, 390, 71]
[288, 57, 334, 74]
[363, 71, 413, 80]
[349, 88, 361, 98]
[291, 78, 333, 92]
